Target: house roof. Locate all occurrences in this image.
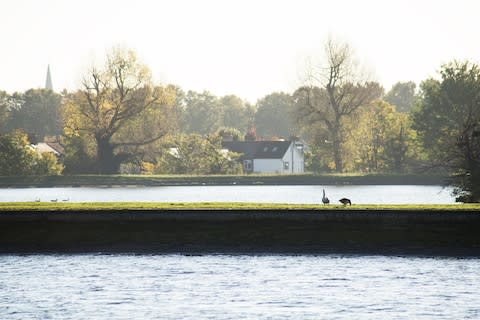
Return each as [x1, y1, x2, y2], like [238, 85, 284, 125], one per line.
[222, 141, 291, 159]
[45, 142, 64, 156]
[31, 143, 60, 156]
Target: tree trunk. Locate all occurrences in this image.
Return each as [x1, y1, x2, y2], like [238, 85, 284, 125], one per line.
[331, 124, 343, 172]
[96, 135, 118, 174]
[332, 141, 343, 172]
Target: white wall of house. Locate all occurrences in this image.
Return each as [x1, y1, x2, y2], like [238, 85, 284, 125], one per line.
[253, 159, 284, 173]
[252, 142, 304, 174]
[283, 142, 304, 174]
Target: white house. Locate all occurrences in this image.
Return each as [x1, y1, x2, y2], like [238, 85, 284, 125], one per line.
[222, 140, 304, 174]
[31, 142, 61, 157]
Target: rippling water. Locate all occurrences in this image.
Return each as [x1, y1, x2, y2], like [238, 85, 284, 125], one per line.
[1, 254, 479, 319]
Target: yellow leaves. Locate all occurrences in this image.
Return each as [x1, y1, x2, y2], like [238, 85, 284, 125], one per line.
[343, 100, 411, 172]
[141, 161, 155, 175]
[327, 161, 336, 171]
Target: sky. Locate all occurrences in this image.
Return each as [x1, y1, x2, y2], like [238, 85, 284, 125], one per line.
[0, 0, 479, 103]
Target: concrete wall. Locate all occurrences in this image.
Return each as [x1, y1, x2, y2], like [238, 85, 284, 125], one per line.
[1, 209, 479, 256]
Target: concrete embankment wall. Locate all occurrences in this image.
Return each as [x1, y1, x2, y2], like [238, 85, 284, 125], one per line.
[1, 210, 480, 256]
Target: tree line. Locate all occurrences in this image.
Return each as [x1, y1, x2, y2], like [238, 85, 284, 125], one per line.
[0, 43, 479, 201]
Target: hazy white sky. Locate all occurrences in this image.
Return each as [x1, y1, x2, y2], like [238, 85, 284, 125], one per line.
[0, 0, 479, 102]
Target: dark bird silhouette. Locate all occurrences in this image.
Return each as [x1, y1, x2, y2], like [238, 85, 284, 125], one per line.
[339, 198, 351, 206]
[322, 189, 330, 205]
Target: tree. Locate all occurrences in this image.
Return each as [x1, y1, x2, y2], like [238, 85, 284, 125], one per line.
[62, 48, 176, 173]
[182, 91, 222, 134]
[254, 92, 297, 139]
[8, 89, 62, 140]
[0, 91, 11, 133]
[0, 130, 63, 176]
[220, 95, 255, 133]
[295, 38, 383, 172]
[168, 84, 187, 130]
[61, 134, 97, 174]
[413, 61, 480, 202]
[384, 81, 417, 113]
[216, 127, 244, 141]
[343, 100, 412, 173]
[155, 134, 241, 174]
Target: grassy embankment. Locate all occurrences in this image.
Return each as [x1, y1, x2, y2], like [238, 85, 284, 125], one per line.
[0, 173, 450, 187]
[1, 202, 479, 211]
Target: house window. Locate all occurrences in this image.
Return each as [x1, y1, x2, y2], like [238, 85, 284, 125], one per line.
[243, 160, 253, 171]
[283, 161, 289, 169]
[272, 147, 278, 152]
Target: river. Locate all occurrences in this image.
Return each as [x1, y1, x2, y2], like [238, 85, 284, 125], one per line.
[1, 254, 479, 319]
[0, 185, 454, 204]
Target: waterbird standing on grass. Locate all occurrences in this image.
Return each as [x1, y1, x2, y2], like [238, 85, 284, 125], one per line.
[322, 189, 330, 205]
[339, 198, 351, 206]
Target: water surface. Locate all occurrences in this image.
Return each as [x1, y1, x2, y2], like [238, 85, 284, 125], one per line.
[0, 185, 454, 204]
[1, 254, 479, 319]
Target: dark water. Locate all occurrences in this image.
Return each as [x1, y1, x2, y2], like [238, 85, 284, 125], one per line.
[0, 185, 454, 204]
[1, 254, 479, 319]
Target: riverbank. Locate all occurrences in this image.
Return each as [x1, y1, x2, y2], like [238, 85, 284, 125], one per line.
[2, 208, 479, 256]
[0, 173, 449, 187]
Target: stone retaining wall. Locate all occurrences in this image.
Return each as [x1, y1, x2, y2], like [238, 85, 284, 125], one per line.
[1, 210, 479, 256]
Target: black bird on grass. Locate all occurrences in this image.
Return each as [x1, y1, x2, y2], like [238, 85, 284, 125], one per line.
[339, 198, 351, 206]
[322, 189, 330, 205]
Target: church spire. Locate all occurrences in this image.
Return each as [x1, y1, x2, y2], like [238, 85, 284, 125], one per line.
[45, 65, 53, 90]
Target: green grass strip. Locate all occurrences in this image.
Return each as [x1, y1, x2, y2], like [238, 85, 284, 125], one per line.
[0, 202, 479, 211]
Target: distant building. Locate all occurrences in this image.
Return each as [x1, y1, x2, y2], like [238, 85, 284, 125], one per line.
[45, 65, 53, 90]
[222, 140, 305, 174]
[31, 142, 61, 157]
[30, 136, 65, 161]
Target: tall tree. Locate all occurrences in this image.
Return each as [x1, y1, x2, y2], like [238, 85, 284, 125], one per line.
[62, 47, 176, 173]
[343, 100, 411, 173]
[182, 91, 222, 134]
[413, 61, 480, 202]
[255, 92, 297, 139]
[220, 95, 255, 133]
[0, 91, 11, 133]
[7, 89, 62, 140]
[384, 81, 417, 113]
[295, 38, 383, 172]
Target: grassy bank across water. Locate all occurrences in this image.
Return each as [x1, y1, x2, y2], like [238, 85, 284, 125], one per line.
[0, 173, 450, 188]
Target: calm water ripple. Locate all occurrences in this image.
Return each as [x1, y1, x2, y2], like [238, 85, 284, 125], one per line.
[1, 254, 479, 319]
[0, 185, 455, 204]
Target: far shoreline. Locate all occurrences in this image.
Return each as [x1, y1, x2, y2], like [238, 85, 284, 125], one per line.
[0, 173, 450, 188]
